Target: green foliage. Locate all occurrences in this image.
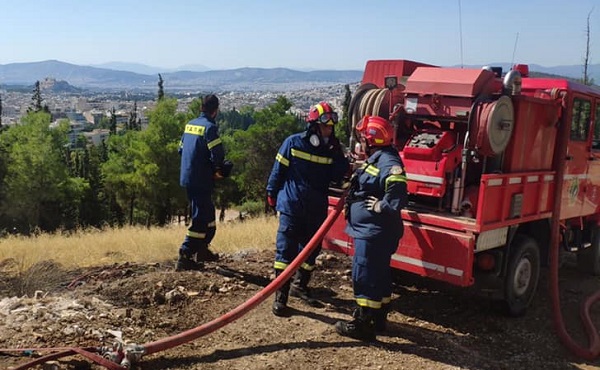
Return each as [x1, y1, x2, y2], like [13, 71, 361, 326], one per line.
[0, 112, 88, 233]
[128, 101, 140, 131]
[102, 131, 141, 225]
[109, 107, 117, 135]
[227, 96, 304, 202]
[238, 200, 265, 216]
[187, 97, 203, 118]
[0, 92, 346, 232]
[28, 81, 43, 113]
[102, 98, 186, 226]
[219, 106, 255, 134]
[136, 98, 187, 225]
[336, 84, 352, 145]
[158, 74, 165, 101]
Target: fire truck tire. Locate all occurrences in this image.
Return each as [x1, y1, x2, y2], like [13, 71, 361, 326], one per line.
[576, 225, 600, 275]
[503, 234, 540, 317]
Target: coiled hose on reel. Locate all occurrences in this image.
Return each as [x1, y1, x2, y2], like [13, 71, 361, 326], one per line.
[347, 84, 391, 151]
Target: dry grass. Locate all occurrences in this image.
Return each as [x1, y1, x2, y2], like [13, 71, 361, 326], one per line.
[0, 216, 278, 271]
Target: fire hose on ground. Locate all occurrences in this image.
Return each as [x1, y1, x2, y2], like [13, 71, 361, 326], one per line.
[8, 195, 346, 369]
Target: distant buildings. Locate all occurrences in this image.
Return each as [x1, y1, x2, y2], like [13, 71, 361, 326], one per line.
[1, 82, 354, 147]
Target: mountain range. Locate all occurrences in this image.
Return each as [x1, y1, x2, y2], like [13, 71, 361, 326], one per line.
[0, 60, 363, 92]
[0, 60, 598, 92]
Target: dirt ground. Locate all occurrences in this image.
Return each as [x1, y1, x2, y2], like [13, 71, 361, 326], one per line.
[2, 248, 600, 370]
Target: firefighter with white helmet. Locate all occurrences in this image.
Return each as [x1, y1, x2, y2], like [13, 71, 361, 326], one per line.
[335, 115, 408, 340]
[266, 101, 349, 316]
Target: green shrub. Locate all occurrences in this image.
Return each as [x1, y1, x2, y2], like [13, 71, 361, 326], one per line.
[238, 200, 265, 217]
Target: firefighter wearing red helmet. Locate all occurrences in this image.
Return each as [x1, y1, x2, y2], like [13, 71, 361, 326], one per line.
[335, 115, 408, 341]
[266, 101, 349, 316]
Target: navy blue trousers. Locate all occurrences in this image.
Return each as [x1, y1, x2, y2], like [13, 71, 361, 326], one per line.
[179, 189, 216, 256]
[274, 212, 326, 270]
[352, 235, 399, 308]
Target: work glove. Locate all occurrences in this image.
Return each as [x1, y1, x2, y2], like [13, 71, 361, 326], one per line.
[221, 160, 234, 177]
[364, 196, 382, 213]
[213, 160, 234, 180]
[267, 195, 277, 208]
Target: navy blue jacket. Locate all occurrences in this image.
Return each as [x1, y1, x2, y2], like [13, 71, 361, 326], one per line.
[179, 113, 224, 191]
[267, 132, 349, 217]
[346, 146, 408, 240]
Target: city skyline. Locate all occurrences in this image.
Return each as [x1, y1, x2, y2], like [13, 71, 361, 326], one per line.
[0, 0, 598, 70]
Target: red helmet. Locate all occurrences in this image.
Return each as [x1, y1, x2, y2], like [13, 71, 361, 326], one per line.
[356, 115, 394, 147]
[307, 101, 338, 126]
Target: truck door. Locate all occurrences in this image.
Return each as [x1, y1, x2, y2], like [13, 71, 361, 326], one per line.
[586, 99, 600, 215]
[563, 96, 592, 218]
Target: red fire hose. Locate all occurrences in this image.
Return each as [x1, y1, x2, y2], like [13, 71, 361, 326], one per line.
[143, 195, 345, 356]
[549, 101, 600, 361]
[11, 195, 345, 369]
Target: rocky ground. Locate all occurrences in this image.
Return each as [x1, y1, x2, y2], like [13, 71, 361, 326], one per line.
[1, 249, 600, 370]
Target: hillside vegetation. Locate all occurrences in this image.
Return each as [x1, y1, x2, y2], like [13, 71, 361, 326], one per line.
[0, 217, 277, 271]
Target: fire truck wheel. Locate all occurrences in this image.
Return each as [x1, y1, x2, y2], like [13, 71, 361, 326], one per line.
[576, 225, 600, 275]
[503, 234, 540, 317]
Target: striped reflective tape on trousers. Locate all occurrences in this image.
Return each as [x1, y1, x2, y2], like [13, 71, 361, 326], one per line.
[186, 230, 206, 239]
[356, 297, 383, 309]
[274, 261, 288, 270]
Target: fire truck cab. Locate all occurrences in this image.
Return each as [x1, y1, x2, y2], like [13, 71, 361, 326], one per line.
[323, 59, 600, 315]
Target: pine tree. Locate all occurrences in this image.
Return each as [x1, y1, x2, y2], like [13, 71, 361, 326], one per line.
[0, 112, 87, 232]
[28, 81, 43, 113]
[582, 8, 595, 85]
[109, 107, 117, 135]
[340, 84, 352, 143]
[158, 74, 164, 101]
[128, 101, 138, 130]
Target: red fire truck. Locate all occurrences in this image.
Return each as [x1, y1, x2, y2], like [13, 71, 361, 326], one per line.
[323, 59, 600, 315]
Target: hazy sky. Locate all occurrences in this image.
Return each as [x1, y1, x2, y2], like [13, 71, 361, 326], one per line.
[1, 0, 598, 70]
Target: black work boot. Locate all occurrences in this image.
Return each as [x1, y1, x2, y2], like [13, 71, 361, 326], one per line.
[272, 269, 291, 317]
[176, 252, 203, 272]
[196, 243, 219, 262]
[290, 268, 320, 306]
[374, 303, 390, 333]
[335, 306, 376, 341]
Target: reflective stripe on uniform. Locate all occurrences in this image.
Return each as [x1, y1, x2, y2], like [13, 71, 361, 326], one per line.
[185, 124, 206, 136]
[207, 221, 216, 228]
[186, 230, 206, 239]
[291, 148, 333, 165]
[356, 297, 382, 309]
[276, 153, 290, 166]
[360, 163, 380, 177]
[274, 261, 288, 270]
[207, 138, 222, 149]
[300, 262, 314, 271]
[382, 296, 391, 304]
[385, 174, 407, 191]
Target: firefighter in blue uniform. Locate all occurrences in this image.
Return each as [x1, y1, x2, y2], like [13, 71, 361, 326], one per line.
[335, 115, 408, 340]
[267, 101, 349, 316]
[177, 94, 232, 271]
